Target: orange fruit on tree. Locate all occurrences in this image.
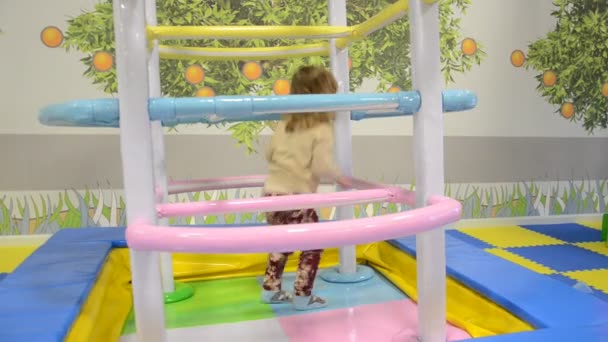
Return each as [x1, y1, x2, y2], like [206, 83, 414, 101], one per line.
[510, 50, 525, 68]
[602, 82, 608, 97]
[185, 65, 205, 85]
[388, 86, 401, 93]
[195, 86, 215, 97]
[560, 102, 575, 119]
[273, 79, 291, 95]
[542, 70, 557, 87]
[92, 51, 113, 72]
[40, 26, 63, 48]
[348, 57, 353, 70]
[461, 38, 477, 56]
[242, 61, 263, 81]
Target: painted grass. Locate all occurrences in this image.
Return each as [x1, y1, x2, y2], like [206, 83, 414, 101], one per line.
[1, 179, 607, 235]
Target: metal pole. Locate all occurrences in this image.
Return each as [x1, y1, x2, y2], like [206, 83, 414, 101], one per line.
[113, 0, 166, 340]
[409, 0, 447, 341]
[144, 0, 175, 296]
[328, 0, 357, 275]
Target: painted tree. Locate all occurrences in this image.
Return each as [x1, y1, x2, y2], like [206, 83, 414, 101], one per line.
[523, 0, 608, 132]
[62, 0, 485, 153]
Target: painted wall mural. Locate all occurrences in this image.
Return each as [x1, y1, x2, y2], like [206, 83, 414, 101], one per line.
[511, 0, 608, 130]
[39, 0, 485, 153]
[2, 179, 607, 235]
[1, 0, 605, 235]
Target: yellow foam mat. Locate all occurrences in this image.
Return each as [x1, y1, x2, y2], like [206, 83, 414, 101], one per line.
[0, 246, 39, 273]
[575, 219, 603, 230]
[563, 269, 608, 293]
[171, 246, 368, 281]
[460, 226, 565, 248]
[363, 242, 533, 337]
[485, 248, 555, 275]
[575, 242, 608, 256]
[65, 249, 133, 342]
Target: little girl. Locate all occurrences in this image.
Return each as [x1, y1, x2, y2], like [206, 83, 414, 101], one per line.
[261, 65, 351, 311]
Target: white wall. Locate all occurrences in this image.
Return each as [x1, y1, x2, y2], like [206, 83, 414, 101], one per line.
[0, 0, 114, 135]
[1, 0, 606, 137]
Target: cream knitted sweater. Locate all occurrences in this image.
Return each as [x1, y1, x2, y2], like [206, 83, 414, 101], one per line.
[263, 120, 342, 194]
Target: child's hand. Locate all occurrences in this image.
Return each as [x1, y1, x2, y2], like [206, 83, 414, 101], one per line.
[336, 176, 353, 189]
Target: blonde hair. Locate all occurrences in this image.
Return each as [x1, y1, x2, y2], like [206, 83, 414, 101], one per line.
[282, 65, 338, 132]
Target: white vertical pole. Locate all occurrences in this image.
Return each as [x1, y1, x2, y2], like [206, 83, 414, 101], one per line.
[145, 0, 175, 295]
[113, 0, 166, 341]
[328, 0, 357, 274]
[409, 0, 446, 341]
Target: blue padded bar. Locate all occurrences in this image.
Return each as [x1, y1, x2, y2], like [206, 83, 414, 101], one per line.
[0, 228, 127, 341]
[39, 98, 120, 127]
[0, 273, 6, 283]
[462, 323, 608, 342]
[39, 90, 476, 127]
[442, 88, 477, 112]
[389, 235, 608, 329]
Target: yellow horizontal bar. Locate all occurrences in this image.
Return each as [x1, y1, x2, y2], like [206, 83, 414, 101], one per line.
[158, 43, 330, 61]
[148, 26, 352, 41]
[336, 0, 408, 49]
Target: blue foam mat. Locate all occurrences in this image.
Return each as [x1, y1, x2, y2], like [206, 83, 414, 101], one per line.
[389, 235, 608, 329]
[520, 223, 601, 243]
[462, 323, 608, 342]
[0, 228, 127, 341]
[505, 244, 608, 272]
[1, 243, 112, 289]
[0, 332, 66, 342]
[47, 227, 128, 247]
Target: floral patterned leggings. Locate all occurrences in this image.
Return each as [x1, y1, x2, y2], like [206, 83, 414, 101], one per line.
[262, 193, 323, 297]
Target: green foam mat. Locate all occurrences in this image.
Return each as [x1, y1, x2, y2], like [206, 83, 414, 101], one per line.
[121, 277, 275, 334]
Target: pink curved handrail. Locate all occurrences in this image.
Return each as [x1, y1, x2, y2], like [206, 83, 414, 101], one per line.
[169, 174, 266, 186]
[165, 175, 388, 196]
[157, 187, 411, 218]
[167, 175, 267, 194]
[127, 195, 462, 253]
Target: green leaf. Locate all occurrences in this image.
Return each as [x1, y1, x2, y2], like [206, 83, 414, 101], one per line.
[524, 2, 608, 132]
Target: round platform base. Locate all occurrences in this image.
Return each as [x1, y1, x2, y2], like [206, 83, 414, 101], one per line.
[164, 282, 194, 304]
[319, 265, 375, 284]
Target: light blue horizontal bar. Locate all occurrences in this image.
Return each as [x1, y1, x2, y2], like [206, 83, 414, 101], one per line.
[442, 88, 477, 112]
[39, 90, 476, 127]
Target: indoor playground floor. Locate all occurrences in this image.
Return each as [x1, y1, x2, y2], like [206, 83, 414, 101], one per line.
[119, 220, 608, 342]
[119, 269, 471, 341]
[2, 221, 608, 341]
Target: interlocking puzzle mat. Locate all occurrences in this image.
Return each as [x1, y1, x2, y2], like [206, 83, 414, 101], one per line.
[457, 222, 608, 303]
[392, 222, 608, 342]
